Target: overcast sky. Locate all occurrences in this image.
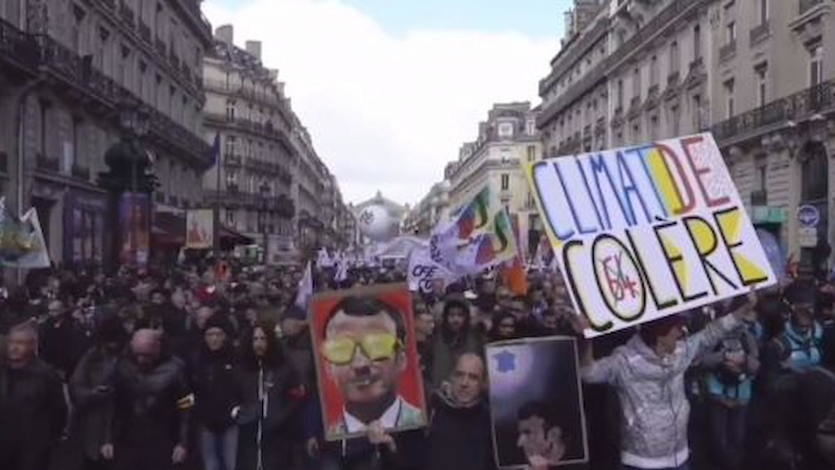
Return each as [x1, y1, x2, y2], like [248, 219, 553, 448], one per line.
[203, 0, 570, 206]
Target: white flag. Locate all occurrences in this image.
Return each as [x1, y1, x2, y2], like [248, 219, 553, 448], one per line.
[407, 247, 456, 293]
[295, 261, 313, 309]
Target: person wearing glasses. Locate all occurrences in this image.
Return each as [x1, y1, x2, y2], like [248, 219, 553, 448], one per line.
[320, 295, 425, 436]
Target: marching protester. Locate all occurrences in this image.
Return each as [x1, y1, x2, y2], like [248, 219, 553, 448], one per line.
[0, 322, 68, 470]
[579, 293, 758, 470]
[190, 313, 240, 470]
[429, 296, 481, 390]
[109, 329, 192, 470]
[69, 314, 127, 470]
[235, 321, 305, 470]
[425, 353, 495, 470]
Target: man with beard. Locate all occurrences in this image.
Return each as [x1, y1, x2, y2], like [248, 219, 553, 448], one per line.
[108, 329, 192, 470]
[426, 353, 495, 470]
[321, 295, 424, 436]
[430, 297, 482, 390]
[0, 323, 67, 470]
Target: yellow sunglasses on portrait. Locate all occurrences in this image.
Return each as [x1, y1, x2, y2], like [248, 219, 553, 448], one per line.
[322, 333, 402, 365]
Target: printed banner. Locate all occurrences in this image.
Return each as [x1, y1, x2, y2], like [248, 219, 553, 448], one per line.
[430, 185, 518, 275]
[118, 193, 150, 266]
[526, 133, 775, 337]
[0, 200, 50, 269]
[310, 283, 427, 441]
[486, 336, 588, 469]
[407, 247, 456, 293]
[186, 209, 214, 249]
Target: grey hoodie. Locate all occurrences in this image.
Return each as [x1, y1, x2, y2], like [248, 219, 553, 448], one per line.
[582, 314, 740, 469]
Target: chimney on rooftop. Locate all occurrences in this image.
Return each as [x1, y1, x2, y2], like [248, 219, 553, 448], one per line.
[215, 24, 234, 44]
[245, 40, 262, 59]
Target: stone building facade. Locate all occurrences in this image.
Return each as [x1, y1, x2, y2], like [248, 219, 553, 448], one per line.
[403, 181, 451, 237]
[446, 102, 543, 257]
[539, 0, 835, 268]
[0, 0, 213, 266]
[202, 24, 296, 263]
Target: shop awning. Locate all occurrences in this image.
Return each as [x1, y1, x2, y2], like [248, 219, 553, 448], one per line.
[152, 211, 254, 247]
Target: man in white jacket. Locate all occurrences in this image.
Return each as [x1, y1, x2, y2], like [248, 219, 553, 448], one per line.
[579, 293, 756, 470]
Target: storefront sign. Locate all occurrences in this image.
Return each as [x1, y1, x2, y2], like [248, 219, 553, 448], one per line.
[752, 206, 787, 225]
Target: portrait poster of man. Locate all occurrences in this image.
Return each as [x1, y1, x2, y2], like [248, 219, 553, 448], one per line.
[310, 283, 427, 441]
[486, 336, 588, 469]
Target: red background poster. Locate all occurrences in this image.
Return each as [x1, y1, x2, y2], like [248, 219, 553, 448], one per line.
[310, 283, 427, 440]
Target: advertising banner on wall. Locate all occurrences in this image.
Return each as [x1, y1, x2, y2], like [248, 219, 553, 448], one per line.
[118, 192, 150, 267]
[186, 209, 214, 249]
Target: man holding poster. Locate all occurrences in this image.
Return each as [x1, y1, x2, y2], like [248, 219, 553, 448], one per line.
[310, 284, 427, 442]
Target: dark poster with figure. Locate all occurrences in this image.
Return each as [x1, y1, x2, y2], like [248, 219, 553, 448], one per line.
[486, 336, 588, 469]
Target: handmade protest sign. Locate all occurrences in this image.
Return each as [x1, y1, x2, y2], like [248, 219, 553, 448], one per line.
[486, 336, 588, 469]
[310, 284, 427, 441]
[525, 133, 776, 337]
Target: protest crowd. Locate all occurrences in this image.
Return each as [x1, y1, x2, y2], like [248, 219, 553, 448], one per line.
[0, 253, 832, 470]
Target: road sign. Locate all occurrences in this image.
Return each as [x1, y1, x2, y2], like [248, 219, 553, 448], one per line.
[797, 205, 820, 228]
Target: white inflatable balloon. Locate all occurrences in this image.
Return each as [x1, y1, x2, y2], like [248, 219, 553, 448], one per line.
[357, 204, 397, 242]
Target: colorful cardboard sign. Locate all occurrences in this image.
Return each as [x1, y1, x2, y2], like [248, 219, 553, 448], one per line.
[525, 133, 776, 337]
[309, 283, 427, 441]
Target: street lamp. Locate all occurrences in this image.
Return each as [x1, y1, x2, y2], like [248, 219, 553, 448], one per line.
[98, 102, 155, 268]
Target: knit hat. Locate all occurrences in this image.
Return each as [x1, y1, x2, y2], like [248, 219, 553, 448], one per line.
[203, 313, 234, 335]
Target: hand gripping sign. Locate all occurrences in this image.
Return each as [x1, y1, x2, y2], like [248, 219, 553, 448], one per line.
[525, 133, 776, 337]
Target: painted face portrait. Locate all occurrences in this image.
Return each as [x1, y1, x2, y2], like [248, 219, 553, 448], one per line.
[323, 298, 406, 407]
[312, 286, 428, 441]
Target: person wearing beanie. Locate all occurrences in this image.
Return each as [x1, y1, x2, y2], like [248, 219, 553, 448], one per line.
[69, 314, 127, 470]
[189, 313, 241, 470]
[579, 292, 758, 470]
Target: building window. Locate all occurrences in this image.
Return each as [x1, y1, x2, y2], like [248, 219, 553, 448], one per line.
[755, 63, 767, 107]
[526, 145, 536, 162]
[226, 210, 235, 225]
[526, 119, 535, 136]
[649, 115, 659, 140]
[724, 80, 735, 118]
[70, 5, 85, 53]
[755, 155, 767, 194]
[692, 93, 702, 129]
[650, 55, 658, 86]
[726, 21, 736, 44]
[226, 100, 236, 121]
[759, 0, 769, 25]
[670, 104, 680, 136]
[632, 67, 641, 99]
[498, 123, 514, 138]
[616, 79, 624, 108]
[810, 44, 823, 86]
[693, 24, 701, 59]
[501, 174, 510, 191]
[669, 41, 679, 75]
[118, 45, 131, 88]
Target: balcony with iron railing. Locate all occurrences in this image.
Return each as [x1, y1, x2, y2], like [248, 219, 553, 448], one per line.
[155, 37, 167, 56]
[719, 40, 737, 62]
[138, 19, 151, 43]
[36, 153, 59, 172]
[800, 0, 825, 15]
[118, 1, 135, 27]
[750, 21, 771, 46]
[0, 18, 40, 73]
[71, 164, 90, 180]
[712, 78, 835, 144]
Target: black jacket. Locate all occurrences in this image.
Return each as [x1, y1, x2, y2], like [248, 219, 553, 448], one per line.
[236, 358, 304, 470]
[111, 354, 192, 470]
[427, 392, 496, 470]
[0, 359, 67, 470]
[190, 347, 240, 432]
[69, 347, 119, 460]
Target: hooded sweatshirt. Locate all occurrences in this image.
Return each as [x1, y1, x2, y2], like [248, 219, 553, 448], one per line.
[582, 314, 740, 469]
[430, 300, 482, 389]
